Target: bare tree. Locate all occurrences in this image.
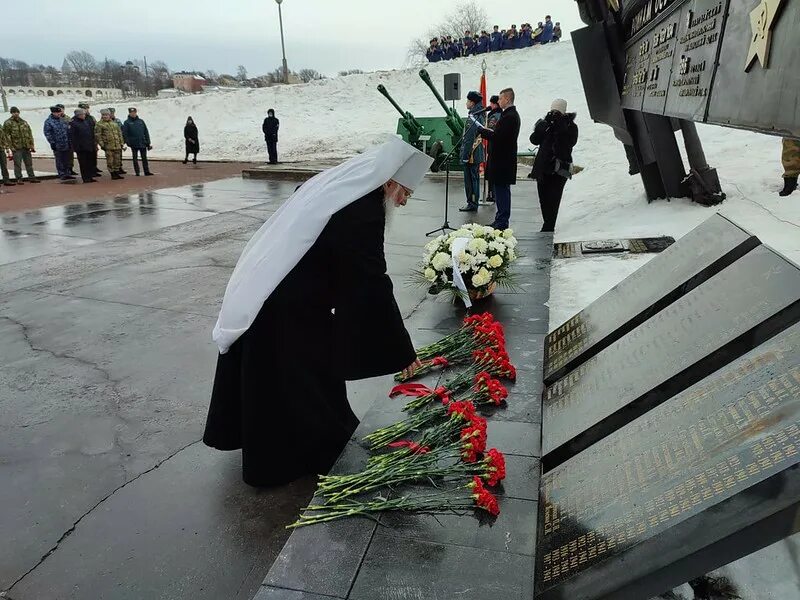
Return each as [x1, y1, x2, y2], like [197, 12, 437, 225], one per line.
[203, 69, 219, 85]
[237, 65, 248, 81]
[65, 50, 98, 82]
[298, 68, 325, 83]
[407, 0, 490, 62]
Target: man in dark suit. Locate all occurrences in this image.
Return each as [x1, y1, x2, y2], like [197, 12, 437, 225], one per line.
[475, 88, 521, 230]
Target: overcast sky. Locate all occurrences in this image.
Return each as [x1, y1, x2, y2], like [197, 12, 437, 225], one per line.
[5, 0, 581, 76]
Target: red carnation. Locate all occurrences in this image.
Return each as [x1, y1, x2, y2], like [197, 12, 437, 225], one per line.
[484, 448, 507, 486]
[469, 477, 500, 516]
[447, 400, 477, 420]
[431, 356, 449, 367]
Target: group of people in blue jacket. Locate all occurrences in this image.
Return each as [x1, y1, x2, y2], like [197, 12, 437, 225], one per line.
[426, 16, 560, 62]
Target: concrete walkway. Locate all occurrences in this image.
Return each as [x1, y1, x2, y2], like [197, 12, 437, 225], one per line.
[0, 175, 542, 600]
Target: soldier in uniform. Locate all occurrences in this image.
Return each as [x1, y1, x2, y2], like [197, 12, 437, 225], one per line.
[0, 122, 13, 186]
[2, 107, 40, 184]
[780, 138, 799, 197]
[95, 109, 125, 180]
[108, 107, 127, 174]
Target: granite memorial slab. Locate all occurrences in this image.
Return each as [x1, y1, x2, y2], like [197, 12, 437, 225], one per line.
[542, 243, 800, 471]
[535, 323, 800, 600]
[544, 214, 759, 384]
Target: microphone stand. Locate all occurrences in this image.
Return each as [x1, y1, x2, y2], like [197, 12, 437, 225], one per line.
[426, 114, 484, 238]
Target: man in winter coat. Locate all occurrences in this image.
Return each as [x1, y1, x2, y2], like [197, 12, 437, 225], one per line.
[490, 26, 503, 51]
[3, 107, 40, 184]
[475, 88, 521, 230]
[262, 109, 280, 164]
[56, 103, 77, 176]
[530, 99, 579, 232]
[781, 138, 800, 197]
[43, 106, 75, 182]
[448, 39, 462, 60]
[96, 109, 126, 180]
[459, 91, 486, 212]
[476, 32, 489, 54]
[78, 102, 101, 177]
[69, 109, 98, 183]
[121, 107, 153, 176]
[0, 122, 13, 186]
[540, 16, 555, 44]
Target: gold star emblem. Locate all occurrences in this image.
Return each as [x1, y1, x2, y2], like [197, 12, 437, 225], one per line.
[745, 0, 787, 72]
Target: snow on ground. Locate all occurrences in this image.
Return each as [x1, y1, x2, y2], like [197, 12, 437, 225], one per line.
[8, 43, 588, 163]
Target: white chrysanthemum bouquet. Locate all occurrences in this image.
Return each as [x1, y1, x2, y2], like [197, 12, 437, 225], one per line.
[414, 224, 519, 301]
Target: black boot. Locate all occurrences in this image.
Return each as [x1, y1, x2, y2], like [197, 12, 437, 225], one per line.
[111, 171, 123, 180]
[779, 176, 798, 197]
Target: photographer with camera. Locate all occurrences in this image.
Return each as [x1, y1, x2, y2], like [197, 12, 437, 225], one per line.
[530, 99, 578, 232]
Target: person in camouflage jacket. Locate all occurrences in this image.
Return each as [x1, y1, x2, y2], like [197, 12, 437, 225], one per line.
[2, 107, 39, 183]
[95, 109, 125, 179]
[0, 124, 12, 185]
[781, 138, 799, 197]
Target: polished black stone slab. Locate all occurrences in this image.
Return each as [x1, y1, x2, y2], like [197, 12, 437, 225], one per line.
[535, 324, 800, 600]
[349, 532, 535, 600]
[543, 214, 759, 384]
[542, 244, 800, 471]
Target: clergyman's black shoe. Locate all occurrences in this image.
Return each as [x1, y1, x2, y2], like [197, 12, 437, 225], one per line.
[459, 205, 478, 212]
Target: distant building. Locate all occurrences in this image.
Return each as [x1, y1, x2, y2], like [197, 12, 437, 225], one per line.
[172, 72, 206, 93]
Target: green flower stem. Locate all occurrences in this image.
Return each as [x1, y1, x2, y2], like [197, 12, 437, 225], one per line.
[289, 486, 477, 528]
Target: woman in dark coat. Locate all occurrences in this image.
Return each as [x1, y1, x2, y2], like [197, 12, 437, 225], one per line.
[203, 187, 418, 486]
[183, 116, 199, 164]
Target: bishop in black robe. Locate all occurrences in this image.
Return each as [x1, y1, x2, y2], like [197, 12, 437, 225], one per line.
[203, 187, 415, 486]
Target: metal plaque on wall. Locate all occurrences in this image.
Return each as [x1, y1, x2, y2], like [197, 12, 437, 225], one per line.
[641, 11, 683, 115]
[707, 0, 800, 137]
[664, 0, 731, 120]
[621, 43, 647, 111]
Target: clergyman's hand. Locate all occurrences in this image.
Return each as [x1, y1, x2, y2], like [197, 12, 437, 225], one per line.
[401, 358, 423, 380]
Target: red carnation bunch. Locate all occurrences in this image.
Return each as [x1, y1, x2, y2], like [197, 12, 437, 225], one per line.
[395, 313, 508, 382]
[473, 371, 508, 406]
[483, 448, 507, 486]
[460, 417, 488, 463]
[469, 476, 500, 516]
[446, 399, 477, 420]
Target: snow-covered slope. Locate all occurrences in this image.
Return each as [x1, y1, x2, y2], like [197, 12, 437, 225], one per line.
[10, 43, 590, 162]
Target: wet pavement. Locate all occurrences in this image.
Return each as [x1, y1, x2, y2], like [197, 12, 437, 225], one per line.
[0, 159, 258, 214]
[0, 175, 541, 600]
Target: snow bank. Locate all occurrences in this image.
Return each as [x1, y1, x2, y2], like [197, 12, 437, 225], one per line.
[5, 43, 587, 162]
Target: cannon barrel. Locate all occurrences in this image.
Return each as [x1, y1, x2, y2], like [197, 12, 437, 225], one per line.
[418, 69, 464, 137]
[377, 84, 406, 118]
[377, 84, 424, 141]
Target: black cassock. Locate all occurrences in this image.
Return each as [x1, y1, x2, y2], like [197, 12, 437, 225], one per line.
[203, 187, 415, 486]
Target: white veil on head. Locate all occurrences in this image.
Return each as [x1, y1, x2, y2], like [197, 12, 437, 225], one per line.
[213, 136, 433, 354]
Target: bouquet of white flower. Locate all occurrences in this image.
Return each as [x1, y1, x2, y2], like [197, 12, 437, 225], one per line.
[414, 224, 519, 301]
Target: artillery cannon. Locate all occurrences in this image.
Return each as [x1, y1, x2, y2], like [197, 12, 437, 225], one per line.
[377, 84, 425, 147]
[418, 69, 464, 139]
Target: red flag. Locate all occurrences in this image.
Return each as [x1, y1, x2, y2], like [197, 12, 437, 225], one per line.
[479, 66, 488, 174]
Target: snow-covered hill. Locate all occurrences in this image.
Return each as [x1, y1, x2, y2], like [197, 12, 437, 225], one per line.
[10, 43, 592, 162]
